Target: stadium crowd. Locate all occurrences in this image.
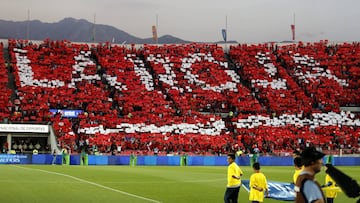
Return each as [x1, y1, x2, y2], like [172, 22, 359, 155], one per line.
[1, 39, 359, 156]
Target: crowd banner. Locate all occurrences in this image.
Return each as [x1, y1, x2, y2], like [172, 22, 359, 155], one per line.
[242, 180, 295, 201]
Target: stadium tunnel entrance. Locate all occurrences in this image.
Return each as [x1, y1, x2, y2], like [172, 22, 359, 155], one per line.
[0, 124, 60, 155]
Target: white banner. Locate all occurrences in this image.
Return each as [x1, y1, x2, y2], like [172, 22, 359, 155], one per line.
[0, 124, 49, 133]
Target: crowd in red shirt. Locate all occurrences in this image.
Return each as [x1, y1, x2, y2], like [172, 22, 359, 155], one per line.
[1, 39, 359, 155]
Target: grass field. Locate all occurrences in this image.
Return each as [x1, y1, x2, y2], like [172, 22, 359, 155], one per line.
[0, 165, 359, 203]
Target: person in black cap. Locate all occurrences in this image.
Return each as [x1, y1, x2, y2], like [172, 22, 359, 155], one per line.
[295, 147, 326, 203]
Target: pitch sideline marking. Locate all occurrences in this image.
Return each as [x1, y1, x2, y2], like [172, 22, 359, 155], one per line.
[13, 165, 162, 203]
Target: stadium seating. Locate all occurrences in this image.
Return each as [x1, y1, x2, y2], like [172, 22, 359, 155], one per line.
[4, 39, 360, 155]
[0, 43, 12, 121]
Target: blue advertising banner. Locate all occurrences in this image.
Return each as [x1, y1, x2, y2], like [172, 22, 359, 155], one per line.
[242, 180, 295, 201]
[88, 155, 108, 165]
[6, 155, 360, 166]
[0, 154, 31, 164]
[50, 109, 83, 118]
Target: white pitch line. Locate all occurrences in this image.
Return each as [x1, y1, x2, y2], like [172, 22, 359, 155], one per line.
[13, 165, 161, 203]
[241, 184, 250, 192]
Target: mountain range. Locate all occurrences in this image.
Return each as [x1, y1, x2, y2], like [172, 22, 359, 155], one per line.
[0, 17, 192, 44]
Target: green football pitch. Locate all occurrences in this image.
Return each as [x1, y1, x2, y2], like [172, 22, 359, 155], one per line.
[0, 165, 358, 203]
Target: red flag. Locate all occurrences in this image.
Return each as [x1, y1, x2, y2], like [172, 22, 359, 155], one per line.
[290, 24, 295, 41]
[152, 25, 158, 43]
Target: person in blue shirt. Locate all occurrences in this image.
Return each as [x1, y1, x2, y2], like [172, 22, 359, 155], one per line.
[295, 147, 326, 203]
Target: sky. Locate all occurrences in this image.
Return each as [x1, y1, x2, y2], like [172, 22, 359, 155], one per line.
[0, 0, 359, 43]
